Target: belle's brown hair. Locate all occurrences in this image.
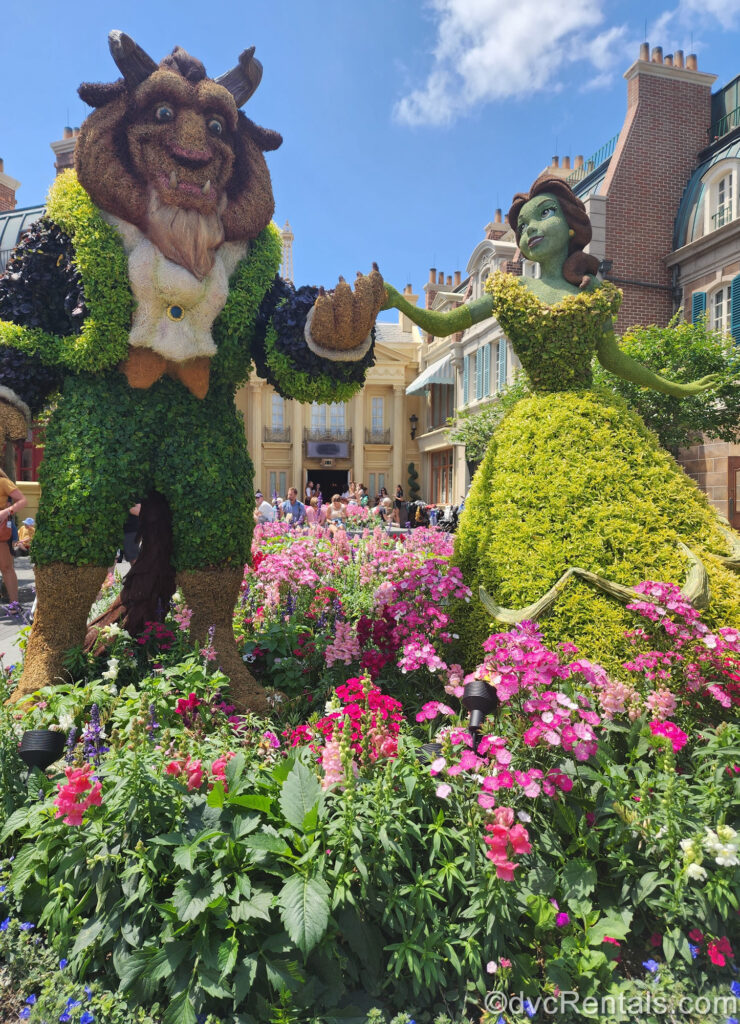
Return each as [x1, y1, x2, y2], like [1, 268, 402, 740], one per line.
[507, 176, 600, 289]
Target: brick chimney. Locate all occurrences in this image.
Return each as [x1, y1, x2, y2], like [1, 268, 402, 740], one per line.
[50, 126, 79, 176]
[399, 283, 419, 333]
[600, 43, 716, 330]
[0, 158, 21, 212]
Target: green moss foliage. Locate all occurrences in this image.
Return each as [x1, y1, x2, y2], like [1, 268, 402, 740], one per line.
[487, 273, 621, 392]
[0, 171, 133, 373]
[453, 388, 740, 672]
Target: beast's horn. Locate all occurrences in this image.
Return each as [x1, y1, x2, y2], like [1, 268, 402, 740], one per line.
[215, 46, 263, 107]
[108, 30, 158, 86]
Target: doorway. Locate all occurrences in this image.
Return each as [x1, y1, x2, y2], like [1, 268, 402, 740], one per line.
[309, 470, 349, 501]
[730, 457, 740, 531]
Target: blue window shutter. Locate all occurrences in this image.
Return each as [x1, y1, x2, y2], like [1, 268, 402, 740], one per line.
[463, 355, 469, 403]
[476, 352, 483, 400]
[691, 291, 707, 324]
[497, 340, 508, 391]
[483, 344, 490, 395]
[730, 275, 740, 342]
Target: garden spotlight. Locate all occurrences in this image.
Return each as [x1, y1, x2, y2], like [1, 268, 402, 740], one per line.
[461, 678, 499, 752]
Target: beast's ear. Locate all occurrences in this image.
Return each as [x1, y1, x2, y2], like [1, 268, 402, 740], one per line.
[238, 111, 282, 153]
[78, 80, 127, 107]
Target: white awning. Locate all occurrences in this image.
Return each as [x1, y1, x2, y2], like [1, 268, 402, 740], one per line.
[405, 354, 454, 395]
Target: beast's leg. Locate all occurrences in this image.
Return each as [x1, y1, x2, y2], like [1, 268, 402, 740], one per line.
[7, 563, 108, 704]
[177, 567, 270, 715]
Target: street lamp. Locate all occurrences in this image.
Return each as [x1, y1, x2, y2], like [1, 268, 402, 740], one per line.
[409, 414, 419, 440]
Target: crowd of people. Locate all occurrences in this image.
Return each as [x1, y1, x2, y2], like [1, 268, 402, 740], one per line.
[253, 479, 409, 533]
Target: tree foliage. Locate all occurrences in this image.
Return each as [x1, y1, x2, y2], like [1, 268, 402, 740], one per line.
[447, 373, 530, 463]
[594, 314, 740, 453]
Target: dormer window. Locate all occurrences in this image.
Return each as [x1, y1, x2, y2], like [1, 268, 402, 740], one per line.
[714, 173, 734, 229]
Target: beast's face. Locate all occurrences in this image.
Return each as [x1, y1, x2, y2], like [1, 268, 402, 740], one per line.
[127, 71, 237, 217]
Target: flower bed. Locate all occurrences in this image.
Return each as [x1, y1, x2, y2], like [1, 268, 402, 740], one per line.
[0, 525, 738, 1023]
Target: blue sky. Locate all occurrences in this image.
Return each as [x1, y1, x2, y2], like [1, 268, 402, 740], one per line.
[3, 0, 740, 318]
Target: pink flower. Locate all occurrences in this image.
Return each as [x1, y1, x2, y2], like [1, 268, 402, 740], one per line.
[602, 936, 621, 947]
[688, 928, 704, 943]
[649, 933, 662, 948]
[430, 757, 446, 776]
[649, 721, 688, 753]
[707, 942, 726, 966]
[556, 912, 570, 927]
[166, 761, 182, 776]
[435, 783, 452, 800]
[499, 957, 512, 968]
[53, 764, 102, 826]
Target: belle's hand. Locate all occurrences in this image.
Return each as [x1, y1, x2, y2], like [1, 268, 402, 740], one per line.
[667, 373, 722, 397]
[310, 264, 386, 352]
[381, 282, 404, 311]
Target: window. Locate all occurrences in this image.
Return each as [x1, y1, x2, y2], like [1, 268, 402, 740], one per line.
[712, 286, 732, 332]
[429, 384, 454, 429]
[462, 355, 470, 405]
[371, 397, 384, 432]
[497, 340, 508, 392]
[368, 473, 375, 497]
[268, 472, 288, 498]
[311, 403, 326, 431]
[714, 173, 734, 229]
[271, 394, 284, 431]
[378, 473, 385, 494]
[329, 402, 346, 432]
[430, 449, 454, 504]
[475, 351, 483, 400]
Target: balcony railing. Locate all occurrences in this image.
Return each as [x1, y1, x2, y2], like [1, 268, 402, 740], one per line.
[712, 205, 735, 230]
[365, 428, 391, 444]
[709, 105, 740, 144]
[565, 134, 619, 186]
[264, 426, 291, 442]
[303, 428, 352, 442]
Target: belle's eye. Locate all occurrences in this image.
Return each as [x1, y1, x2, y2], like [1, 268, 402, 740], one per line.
[207, 118, 223, 137]
[155, 104, 174, 123]
[541, 206, 556, 218]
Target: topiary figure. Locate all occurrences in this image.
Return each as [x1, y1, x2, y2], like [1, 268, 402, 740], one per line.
[0, 32, 387, 709]
[382, 176, 740, 670]
[407, 462, 420, 501]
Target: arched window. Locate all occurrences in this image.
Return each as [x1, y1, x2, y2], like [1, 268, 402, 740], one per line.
[703, 160, 740, 234]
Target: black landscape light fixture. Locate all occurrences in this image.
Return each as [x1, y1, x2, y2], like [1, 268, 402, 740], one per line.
[461, 678, 499, 753]
[409, 414, 419, 440]
[18, 729, 66, 771]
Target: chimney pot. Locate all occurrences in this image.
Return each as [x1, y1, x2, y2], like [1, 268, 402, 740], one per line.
[438, 271, 444, 285]
[686, 53, 698, 70]
[651, 46, 663, 63]
[552, 155, 559, 168]
[494, 208, 502, 223]
[563, 156, 571, 169]
[404, 283, 412, 294]
[429, 268, 436, 283]
[574, 155, 584, 169]
[73, 127, 80, 136]
[446, 275, 452, 287]
[639, 42, 650, 61]
[63, 126, 73, 139]
[664, 53, 673, 66]
[0, 157, 3, 173]
[454, 270, 461, 286]
[675, 49, 684, 68]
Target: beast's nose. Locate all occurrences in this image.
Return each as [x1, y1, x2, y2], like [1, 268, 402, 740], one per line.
[170, 144, 212, 166]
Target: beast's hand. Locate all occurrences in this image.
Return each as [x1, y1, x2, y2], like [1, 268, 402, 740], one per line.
[0, 398, 30, 443]
[308, 264, 386, 353]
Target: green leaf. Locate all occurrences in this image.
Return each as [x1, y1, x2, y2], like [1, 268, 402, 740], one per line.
[70, 916, 105, 958]
[279, 761, 322, 832]
[562, 859, 597, 902]
[588, 908, 633, 946]
[229, 794, 273, 814]
[218, 935, 239, 978]
[225, 751, 246, 790]
[172, 874, 225, 922]
[117, 942, 189, 995]
[0, 806, 30, 842]
[634, 871, 662, 901]
[207, 781, 225, 808]
[162, 988, 196, 1024]
[245, 832, 291, 855]
[231, 888, 273, 924]
[234, 955, 259, 1007]
[278, 873, 331, 955]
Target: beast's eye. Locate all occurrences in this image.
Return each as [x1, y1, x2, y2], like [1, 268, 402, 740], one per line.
[155, 104, 174, 123]
[207, 117, 224, 137]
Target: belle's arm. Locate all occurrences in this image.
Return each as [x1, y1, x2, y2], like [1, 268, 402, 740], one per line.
[381, 283, 492, 337]
[596, 324, 719, 397]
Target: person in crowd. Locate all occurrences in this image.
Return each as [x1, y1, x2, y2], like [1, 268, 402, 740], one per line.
[376, 496, 394, 524]
[305, 495, 327, 526]
[358, 485, 369, 508]
[394, 483, 405, 526]
[327, 493, 347, 534]
[304, 480, 314, 502]
[255, 491, 276, 524]
[343, 479, 356, 500]
[14, 517, 35, 554]
[282, 487, 306, 525]
[0, 470, 27, 604]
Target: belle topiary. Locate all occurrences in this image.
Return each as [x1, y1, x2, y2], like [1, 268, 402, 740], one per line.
[382, 176, 740, 670]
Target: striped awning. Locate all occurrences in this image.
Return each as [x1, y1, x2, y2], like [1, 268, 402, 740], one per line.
[405, 354, 454, 395]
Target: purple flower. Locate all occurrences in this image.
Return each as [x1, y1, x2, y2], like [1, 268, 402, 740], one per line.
[642, 959, 659, 974]
[19, 1009, 31, 1020]
[84, 986, 92, 1000]
[0, 884, 5, 892]
[555, 912, 570, 927]
[19, 922, 34, 931]
[25, 995, 37, 1004]
[524, 999, 535, 1019]
[59, 958, 68, 969]
[80, 1013, 94, 1024]
[59, 1014, 71, 1023]
[732, 981, 740, 997]
[65, 999, 81, 1009]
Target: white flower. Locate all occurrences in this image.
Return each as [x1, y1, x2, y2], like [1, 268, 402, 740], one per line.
[714, 846, 739, 867]
[102, 657, 119, 681]
[679, 838, 694, 853]
[702, 634, 717, 649]
[517, 810, 532, 823]
[687, 863, 707, 881]
[58, 712, 74, 731]
[108, 684, 118, 695]
[104, 623, 122, 637]
[716, 824, 737, 843]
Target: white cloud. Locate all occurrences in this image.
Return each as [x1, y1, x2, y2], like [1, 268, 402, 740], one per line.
[394, 0, 624, 126]
[394, 0, 740, 127]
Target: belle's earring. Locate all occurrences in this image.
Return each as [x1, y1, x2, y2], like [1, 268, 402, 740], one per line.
[568, 229, 575, 237]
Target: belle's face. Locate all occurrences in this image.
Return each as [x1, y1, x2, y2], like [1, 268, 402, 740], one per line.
[517, 194, 570, 264]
